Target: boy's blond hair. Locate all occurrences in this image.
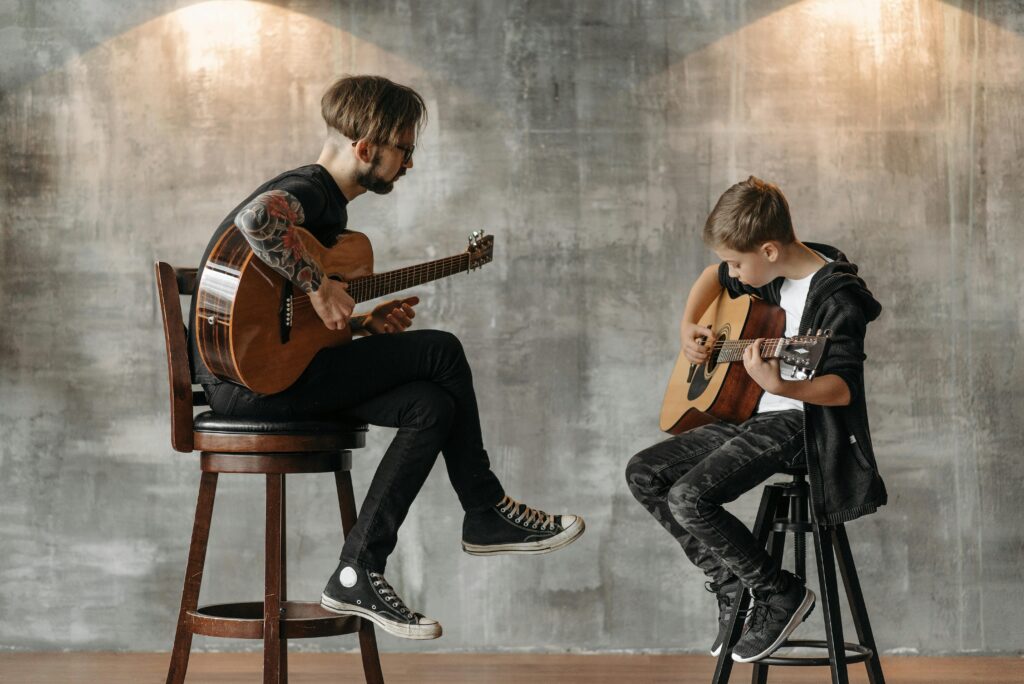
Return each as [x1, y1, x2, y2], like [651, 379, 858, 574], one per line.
[703, 176, 794, 251]
[321, 75, 427, 146]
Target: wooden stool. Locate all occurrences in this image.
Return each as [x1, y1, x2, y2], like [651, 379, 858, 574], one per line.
[712, 467, 886, 684]
[156, 262, 384, 684]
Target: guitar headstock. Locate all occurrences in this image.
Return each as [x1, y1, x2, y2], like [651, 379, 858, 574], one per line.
[467, 231, 494, 270]
[778, 331, 831, 379]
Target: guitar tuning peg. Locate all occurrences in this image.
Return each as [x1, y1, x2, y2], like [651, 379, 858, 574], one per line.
[816, 328, 823, 336]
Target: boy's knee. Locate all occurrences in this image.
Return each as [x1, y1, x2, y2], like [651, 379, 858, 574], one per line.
[667, 479, 705, 525]
[625, 451, 657, 500]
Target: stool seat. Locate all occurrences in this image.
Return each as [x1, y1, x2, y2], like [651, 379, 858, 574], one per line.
[779, 463, 808, 476]
[194, 411, 367, 435]
[192, 411, 368, 453]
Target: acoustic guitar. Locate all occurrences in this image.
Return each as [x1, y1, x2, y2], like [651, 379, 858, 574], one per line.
[195, 226, 494, 394]
[659, 292, 830, 434]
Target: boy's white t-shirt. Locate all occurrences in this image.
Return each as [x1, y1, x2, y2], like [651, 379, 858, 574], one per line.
[756, 251, 833, 414]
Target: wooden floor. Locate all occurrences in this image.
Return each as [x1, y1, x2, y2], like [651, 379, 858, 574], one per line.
[1, 652, 1021, 684]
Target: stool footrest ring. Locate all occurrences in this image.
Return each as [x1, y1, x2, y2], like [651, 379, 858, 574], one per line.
[755, 639, 872, 666]
[186, 601, 362, 639]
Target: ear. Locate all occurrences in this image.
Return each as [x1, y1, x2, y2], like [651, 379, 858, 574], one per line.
[761, 241, 780, 262]
[351, 139, 376, 164]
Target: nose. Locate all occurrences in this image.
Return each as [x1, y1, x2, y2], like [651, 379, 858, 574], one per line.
[404, 156, 414, 170]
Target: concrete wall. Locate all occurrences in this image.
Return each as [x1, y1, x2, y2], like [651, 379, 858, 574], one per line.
[2, 0, 1022, 654]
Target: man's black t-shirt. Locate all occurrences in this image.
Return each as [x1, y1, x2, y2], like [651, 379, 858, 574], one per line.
[187, 164, 350, 386]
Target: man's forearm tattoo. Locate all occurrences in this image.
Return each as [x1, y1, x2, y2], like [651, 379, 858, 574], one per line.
[234, 189, 324, 293]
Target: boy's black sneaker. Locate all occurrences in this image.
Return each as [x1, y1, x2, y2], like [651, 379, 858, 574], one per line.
[707, 577, 744, 656]
[461, 495, 585, 556]
[320, 561, 442, 640]
[731, 570, 816, 663]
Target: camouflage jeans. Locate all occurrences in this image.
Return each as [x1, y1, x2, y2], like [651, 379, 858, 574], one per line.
[625, 409, 805, 593]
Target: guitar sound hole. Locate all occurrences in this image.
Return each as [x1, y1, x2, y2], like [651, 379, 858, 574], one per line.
[704, 333, 727, 375]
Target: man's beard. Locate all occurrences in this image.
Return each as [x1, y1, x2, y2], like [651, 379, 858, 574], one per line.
[356, 154, 401, 195]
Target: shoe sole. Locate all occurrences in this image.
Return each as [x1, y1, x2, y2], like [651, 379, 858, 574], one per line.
[731, 587, 816, 663]
[461, 517, 586, 556]
[320, 594, 442, 640]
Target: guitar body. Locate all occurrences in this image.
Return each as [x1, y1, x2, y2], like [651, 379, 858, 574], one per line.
[659, 293, 785, 434]
[195, 226, 374, 395]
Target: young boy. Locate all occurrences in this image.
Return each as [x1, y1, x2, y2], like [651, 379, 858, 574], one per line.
[625, 176, 885, 662]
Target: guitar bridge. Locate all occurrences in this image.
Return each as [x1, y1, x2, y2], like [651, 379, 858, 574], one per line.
[279, 282, 293, 344]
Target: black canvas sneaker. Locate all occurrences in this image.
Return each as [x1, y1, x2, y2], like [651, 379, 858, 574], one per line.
[320, 561, 442, 640]
[707, 577, 744, 656]
[461, 495, 585, 556]
[731, 570, 816, 663]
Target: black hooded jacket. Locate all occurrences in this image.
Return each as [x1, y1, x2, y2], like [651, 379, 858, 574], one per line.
[717, 242, 886, 524]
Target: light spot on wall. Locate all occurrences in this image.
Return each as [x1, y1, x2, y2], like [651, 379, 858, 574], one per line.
[173, 1, 265, 73]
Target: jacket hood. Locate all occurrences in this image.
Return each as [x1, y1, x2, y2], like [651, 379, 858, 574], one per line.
[804, 242, 883, 323]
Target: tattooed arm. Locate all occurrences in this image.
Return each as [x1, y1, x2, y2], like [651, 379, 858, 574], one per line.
[234, 189, 323, 293]
[235, 189, 354, 330]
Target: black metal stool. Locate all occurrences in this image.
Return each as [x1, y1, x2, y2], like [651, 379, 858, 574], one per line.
[712, 466, 886, 684]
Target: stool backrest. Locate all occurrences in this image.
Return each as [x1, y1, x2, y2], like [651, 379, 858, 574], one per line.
[155, 261, 204, 453]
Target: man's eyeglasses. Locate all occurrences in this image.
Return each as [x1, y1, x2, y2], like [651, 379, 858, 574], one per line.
[350, 140, 416, 165]
[394, 143, 415, 165]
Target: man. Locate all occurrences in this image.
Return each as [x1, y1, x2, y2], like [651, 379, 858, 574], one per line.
[187, 75, 585, 640]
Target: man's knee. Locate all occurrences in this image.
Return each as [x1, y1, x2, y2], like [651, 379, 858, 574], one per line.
[421, 329, 463, 355]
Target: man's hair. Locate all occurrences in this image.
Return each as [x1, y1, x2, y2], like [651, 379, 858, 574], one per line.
[321, 75, 426, 145]
[702, 176, 794, 252]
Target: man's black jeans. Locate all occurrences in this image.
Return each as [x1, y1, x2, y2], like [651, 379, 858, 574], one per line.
[625, 410, 805, 593]
[205, 329, 506, 572]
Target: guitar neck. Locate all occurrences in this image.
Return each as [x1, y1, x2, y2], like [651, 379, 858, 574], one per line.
[711, 338, 786, 363]
[346, 253, 471, 303]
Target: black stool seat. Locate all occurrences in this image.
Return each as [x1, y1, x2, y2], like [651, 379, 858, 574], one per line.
[192, 411, 367, 453]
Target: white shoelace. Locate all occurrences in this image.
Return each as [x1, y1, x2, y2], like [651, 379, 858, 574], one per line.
[368, 572, 414, 618]
[498, 495, 557, 531]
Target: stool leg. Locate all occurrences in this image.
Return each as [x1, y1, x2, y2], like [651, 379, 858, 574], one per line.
[167, 471, 218, 684]
[712, 485, 783, 684]
[791, 487, 807, 581]
[750, 492, 791, 684]
[280, 475, 288, 684]
[265, 473, 284, 684]
[833, 525, 885, 684]
[335, 469, 385, 684]
[812, 524, 849, 684]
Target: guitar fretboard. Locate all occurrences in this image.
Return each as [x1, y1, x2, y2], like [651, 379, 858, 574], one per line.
[346, 253, 472, 303]
[712, 339, 784, 363]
